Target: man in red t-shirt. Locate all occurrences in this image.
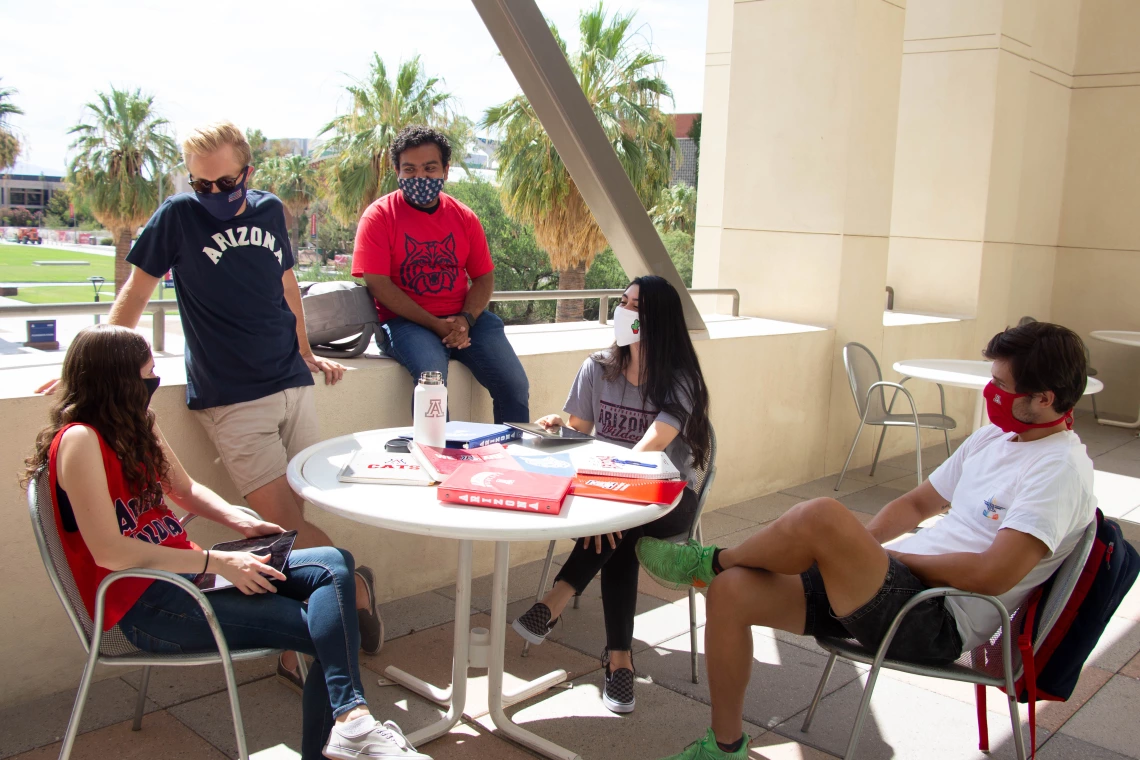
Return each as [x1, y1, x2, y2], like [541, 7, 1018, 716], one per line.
[352, 125, 529, 423]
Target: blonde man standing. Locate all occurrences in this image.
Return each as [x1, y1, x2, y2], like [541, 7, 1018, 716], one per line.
[40, 122, 384, 670]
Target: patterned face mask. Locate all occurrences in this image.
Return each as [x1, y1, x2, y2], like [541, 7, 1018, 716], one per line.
[398, 176, 445, 206]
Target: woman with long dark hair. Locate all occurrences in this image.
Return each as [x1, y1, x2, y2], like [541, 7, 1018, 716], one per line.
[511, 275, 712, 714]
[24, 325, 429, 760]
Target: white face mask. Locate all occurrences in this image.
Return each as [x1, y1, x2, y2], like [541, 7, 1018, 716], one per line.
[614, 305, 642, 347]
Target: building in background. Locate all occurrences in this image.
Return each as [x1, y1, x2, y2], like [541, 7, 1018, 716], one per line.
[0, 162, 66, 210]
[670, 112, 699, 187]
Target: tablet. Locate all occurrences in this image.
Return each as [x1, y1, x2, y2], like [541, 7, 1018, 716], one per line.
[196, 530, 298, 592]
[504, 422, 594, 441]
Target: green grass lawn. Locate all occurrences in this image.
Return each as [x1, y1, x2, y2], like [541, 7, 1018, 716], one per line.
[0, 243, 115, 282]
[6, 284, 176, 306]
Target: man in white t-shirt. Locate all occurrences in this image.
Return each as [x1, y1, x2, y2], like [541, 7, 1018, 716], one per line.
[638, 322, 1096, 760]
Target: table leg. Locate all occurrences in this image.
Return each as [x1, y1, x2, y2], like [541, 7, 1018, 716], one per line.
[1096, 404, 1140, 429]
[390, 540, 472, 747]
[487, 541, 578, 760]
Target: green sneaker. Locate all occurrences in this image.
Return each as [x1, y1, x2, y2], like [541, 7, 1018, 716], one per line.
[636, 537, 717, 590]
[661, 729, 750, 760]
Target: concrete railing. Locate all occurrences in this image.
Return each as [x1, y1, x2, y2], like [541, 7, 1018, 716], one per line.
[0, 288, 741, 352]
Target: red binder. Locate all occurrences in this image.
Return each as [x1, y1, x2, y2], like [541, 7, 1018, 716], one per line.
[570, 476, 687, 505]
[438, 464, 572, 515]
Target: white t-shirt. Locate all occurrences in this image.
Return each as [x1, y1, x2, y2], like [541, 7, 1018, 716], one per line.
[889, 425, 1096, 652]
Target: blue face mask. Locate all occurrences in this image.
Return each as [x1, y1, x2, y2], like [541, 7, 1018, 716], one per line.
[195, 171, 248, 220]
[399, 176, 445, 207]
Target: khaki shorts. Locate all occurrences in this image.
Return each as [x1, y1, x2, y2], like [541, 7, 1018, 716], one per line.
[194, 385, 320, 496]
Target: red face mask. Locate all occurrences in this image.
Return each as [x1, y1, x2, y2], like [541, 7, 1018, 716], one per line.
[983, 381, 1073, 434]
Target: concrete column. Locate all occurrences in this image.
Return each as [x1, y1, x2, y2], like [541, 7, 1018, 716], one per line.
[886, 0, 1081, 347]
[693, 0, 907, 474]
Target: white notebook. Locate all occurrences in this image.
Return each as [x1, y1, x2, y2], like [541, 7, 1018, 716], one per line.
[337, 450, 432, 486]
[570, 450, 680, 481]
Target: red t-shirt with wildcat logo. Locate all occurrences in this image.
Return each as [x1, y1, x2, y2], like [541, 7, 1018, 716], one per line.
[352, 190, 494, 322]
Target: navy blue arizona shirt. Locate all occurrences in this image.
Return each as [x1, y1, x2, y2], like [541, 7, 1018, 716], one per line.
[127, 190, 312, 410]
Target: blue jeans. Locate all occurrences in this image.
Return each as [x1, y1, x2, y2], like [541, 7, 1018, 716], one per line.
[381, 310, 530, 424]
[117, 547, 366, 760]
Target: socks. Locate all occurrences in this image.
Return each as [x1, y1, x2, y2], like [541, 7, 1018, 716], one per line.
[712, 548, 725, 575]
[716, 735, 744, 753]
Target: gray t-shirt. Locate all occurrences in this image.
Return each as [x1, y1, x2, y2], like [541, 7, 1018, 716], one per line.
[563, 355, 697, 488]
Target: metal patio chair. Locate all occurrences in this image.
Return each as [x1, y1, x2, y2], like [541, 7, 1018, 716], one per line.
[522, 428, 718, 684]
[800, 520, 1097, 760]
[835, 342, 956, 491]
[29, 469, 297, 760]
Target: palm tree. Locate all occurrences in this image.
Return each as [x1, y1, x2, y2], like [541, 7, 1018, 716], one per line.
[259, 154, 319, 251]
[68, 88, 179, 293]
[651, 183, 697, 234]
[318, 54, 459, 224]
[483, 4, 677, 322]
[0, 79, 24, 172]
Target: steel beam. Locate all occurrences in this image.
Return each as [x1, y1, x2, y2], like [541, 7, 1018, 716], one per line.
[470, 0, 706, 331]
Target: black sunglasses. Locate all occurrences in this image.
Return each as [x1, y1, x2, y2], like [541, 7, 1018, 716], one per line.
[188, 166, 248, 194]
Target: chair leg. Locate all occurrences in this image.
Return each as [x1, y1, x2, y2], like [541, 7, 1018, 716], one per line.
[801, 652, 837, 733]
[59, 659, 98, 760]
[869, 427, 888, 477]
[943, 429, 952, 458]
[843, 661, 886, 760]
[835, 421, 866, 491]
[1092, 392, 1100, 421]
[913, 425, 924, 489]
[573, 594, 580, 610]
[131, 666, 152, 731]
[295, 654, 309, 682]
[1006, 694, 1027, 760]
[221, 652, 251, 760]
[688, 586, 699, 684]
[522, 540, 558, 658]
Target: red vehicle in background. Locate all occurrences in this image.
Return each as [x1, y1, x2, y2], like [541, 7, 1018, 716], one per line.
[16, 228, 42, 244]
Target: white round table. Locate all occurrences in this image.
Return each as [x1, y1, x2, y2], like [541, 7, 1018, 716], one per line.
[893, 359, 1104, 432]
[287, 429, 682, 760]
[1091, 331, 1140, 429]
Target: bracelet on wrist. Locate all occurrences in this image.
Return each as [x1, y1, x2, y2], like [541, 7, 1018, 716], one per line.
[202, 549, 211, 575]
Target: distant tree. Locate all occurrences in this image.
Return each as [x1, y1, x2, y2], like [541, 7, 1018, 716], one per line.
[483, 4, 677, 322]
[0, 79, 24, 172]
[313, 200, 357, 262]
[259, 154, 319, 251]
[584, 228, 693, 321]
[245, 127, 271, 188]
[67, 87, 179, 292]
[447, 177, 557, 324]
[318, 54, 459, 224]
[650, 183, 697, 234]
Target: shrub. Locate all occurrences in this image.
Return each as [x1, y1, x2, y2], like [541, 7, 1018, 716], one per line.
[99, 237, 113, 246]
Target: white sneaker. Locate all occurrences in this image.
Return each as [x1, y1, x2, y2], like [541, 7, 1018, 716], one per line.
[323, 718, 432, 759]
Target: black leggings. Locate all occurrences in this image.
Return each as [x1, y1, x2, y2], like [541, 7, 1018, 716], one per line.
[554, 487, 698, 652]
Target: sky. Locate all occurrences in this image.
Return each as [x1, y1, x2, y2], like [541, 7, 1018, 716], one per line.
[0, 0, 708, 175]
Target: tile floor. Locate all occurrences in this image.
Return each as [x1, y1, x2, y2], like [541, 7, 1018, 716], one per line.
[4, 413, 1138, 760]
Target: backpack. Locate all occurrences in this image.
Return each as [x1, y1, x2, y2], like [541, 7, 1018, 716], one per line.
[977, 508, 1139, 758]
[298, 281, 381, 359]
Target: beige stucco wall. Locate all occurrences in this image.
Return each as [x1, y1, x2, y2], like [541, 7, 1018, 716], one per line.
[1052, 0, 1140, 420]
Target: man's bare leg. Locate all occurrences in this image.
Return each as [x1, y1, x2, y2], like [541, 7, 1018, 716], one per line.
[716, 497, 889, 616]
[706, 569, 805, 744]
[700, 498, 891, 746]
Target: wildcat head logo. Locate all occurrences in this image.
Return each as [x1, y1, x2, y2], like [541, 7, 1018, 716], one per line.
[981, 496, 1006, 521]
[400, 234, 458, 295]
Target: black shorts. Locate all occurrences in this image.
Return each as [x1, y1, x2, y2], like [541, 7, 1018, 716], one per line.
[801, 556, 963, 665]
